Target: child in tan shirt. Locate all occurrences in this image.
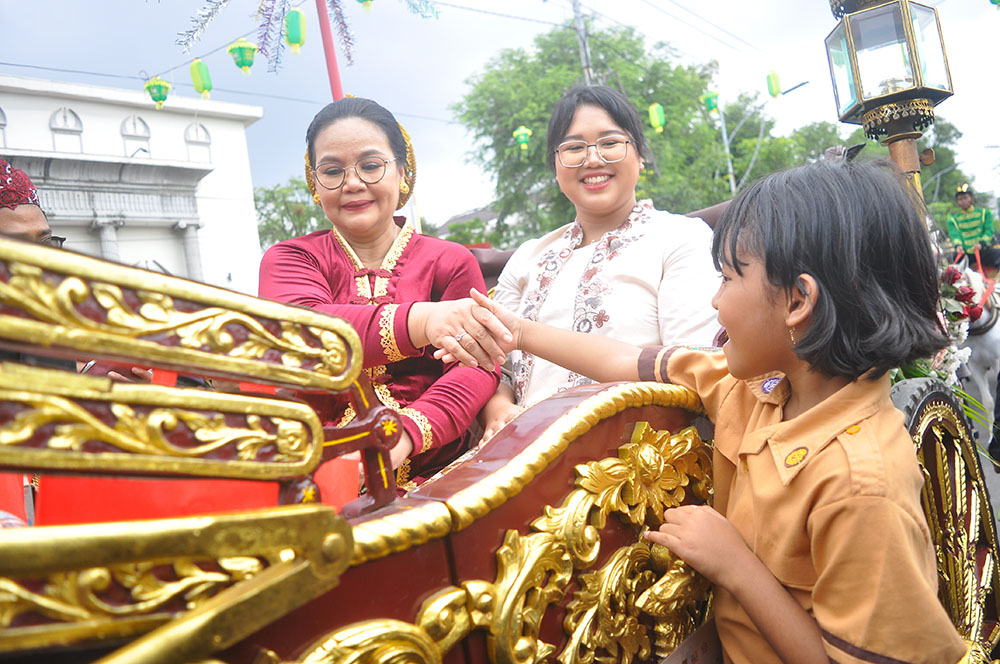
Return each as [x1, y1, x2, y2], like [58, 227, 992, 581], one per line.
[449, 161, 970, 663]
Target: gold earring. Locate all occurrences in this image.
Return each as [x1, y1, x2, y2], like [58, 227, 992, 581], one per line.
[312, 193, 321, 205]
[788, 327, 796, 347]
[399, 181, 410, 195]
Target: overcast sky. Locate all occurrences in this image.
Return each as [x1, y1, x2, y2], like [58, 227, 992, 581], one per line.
[1, 0, 995, 227]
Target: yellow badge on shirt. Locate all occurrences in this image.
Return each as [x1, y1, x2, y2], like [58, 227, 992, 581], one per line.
[784, 446, 808, 467]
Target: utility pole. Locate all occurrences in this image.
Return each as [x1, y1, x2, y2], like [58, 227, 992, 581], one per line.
[571, 0, 594, 86]
[716, 103, 737, 195]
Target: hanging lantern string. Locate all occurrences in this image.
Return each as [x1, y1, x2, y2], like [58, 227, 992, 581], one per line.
[256, 0, 291, 73]
[157, 0, 313, 81]
[151, 26, 256, 81]
[327, 0, 357, 66]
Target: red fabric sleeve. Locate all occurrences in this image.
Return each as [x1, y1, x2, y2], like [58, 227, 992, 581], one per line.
[399, 245, 500, 454]
[258, 236, 419, 366]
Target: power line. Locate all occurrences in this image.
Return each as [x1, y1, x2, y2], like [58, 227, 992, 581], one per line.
[431, 2, 562, 26]
[636, 0, 766, 55]
[0, 61, 455, 124]
[572, 1, 701, 63]
[0, 61, 140, 82]
[657, 0, 766, 53]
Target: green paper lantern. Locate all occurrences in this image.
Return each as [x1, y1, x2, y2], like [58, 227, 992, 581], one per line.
[285, 8, 306, 54]
[700, 91, 719, 113]
[767, 70, 782, 98]
[144, 76, 172, 110]
[228, 37, 258, 75]
[357, 0, 374, 10]
[190, 59, 212, 99]
[513, 125, 532, 151]
[648, 102, 665, 133]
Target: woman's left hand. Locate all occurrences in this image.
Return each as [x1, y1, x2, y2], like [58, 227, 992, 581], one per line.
[343, 430, 415, 488]
[644, 504, 754, 590]
[389, 430, 414, 469]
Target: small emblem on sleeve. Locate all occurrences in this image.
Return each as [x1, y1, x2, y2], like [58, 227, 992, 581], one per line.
[784, 447, 808, 467]
[761, 377, 781, 394]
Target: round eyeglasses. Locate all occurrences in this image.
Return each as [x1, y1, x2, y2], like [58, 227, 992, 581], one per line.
[313, 157, 398, 191]
[554, 136, 631, 168]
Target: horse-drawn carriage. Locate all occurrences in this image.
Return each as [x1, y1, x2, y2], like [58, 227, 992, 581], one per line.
[0, 237, 997, 663]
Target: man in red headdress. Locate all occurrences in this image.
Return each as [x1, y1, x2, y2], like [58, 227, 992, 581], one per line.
[0, 158, 63, 247]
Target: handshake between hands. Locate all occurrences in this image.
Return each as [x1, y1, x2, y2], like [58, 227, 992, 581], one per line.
[427, 288, 521, 368]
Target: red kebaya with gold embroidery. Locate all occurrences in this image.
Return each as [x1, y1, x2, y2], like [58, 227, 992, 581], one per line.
[259, 217, 500, 488]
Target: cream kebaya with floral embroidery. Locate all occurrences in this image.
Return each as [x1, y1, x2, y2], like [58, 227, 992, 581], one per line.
[494, 199, 720, 407]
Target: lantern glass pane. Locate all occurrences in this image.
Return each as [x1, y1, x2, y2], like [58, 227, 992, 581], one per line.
[909, 3, 949, 91]
[825, 22, 856, 116]
[849, 3, 914, 100]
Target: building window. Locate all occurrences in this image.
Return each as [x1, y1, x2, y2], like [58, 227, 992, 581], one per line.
[121, 115, 151, 158]
[0, 107, 6, 148]
[184, 122, 211, 163]
[50, 107, 83, 153]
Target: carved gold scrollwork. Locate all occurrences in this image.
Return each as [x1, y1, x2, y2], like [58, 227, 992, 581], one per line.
[1, 557, 263, 628]
[290, 420, 713, 664]
[490, 530, 573, 664]
[297, 620, 441, 664]
[636, 545, 712, 658]
[559, 543, 656, 664]
[416, 587, 478, 655]
[0, 262, 349, 377]
[532, 422, 712, 569]
[0, 389, 310, 463]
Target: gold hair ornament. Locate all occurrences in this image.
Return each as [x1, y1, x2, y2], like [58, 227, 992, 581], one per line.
[305, 149, 320, 206]
[396, 122, 416, 210]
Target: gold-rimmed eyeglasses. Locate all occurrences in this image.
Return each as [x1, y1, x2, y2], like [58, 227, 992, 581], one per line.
[313, 157, 398, 191]
[554, 136, 631, 168]
[0, 233, 65, 248]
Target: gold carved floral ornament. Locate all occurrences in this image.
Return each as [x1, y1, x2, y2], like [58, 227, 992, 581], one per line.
[0, 244, 362, 392]
[284, 419, 714, 664]
[0, 363, 325, 479]
[0, 505, 353, 660]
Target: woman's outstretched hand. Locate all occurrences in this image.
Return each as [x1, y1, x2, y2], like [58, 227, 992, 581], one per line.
[434, 289, 521, 365]
[416, 294, 513, 368]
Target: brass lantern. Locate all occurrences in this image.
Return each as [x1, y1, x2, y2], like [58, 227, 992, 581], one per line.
[824, 0, 952, 141]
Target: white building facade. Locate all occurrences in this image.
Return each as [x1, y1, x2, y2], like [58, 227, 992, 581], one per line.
[0, 74, 263, 294]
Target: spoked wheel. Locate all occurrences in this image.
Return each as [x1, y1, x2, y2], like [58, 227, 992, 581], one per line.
[891, 377, 1000, 660]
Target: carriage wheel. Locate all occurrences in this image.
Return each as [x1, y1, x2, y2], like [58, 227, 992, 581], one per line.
[891, 377, 1000, 659]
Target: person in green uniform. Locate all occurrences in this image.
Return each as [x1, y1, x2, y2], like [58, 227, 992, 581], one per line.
[947, 182, 999, 270]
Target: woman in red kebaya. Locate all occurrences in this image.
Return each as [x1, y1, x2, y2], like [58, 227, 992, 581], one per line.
[259, 97, 508, 493]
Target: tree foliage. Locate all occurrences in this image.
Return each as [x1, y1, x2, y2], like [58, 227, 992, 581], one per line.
[254, 177, 327, 250]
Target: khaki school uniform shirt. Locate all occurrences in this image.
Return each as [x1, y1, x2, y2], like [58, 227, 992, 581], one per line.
[639, 346, 968, 664]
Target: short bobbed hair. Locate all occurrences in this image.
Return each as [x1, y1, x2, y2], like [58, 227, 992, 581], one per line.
[712, 161, 949, 380]
[306, 97, 407, 169]
[545, 85, 649, 172]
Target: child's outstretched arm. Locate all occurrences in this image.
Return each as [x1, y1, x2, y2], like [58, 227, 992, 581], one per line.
[439, 289, 643, 382]
[648, 505, 829, 664]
